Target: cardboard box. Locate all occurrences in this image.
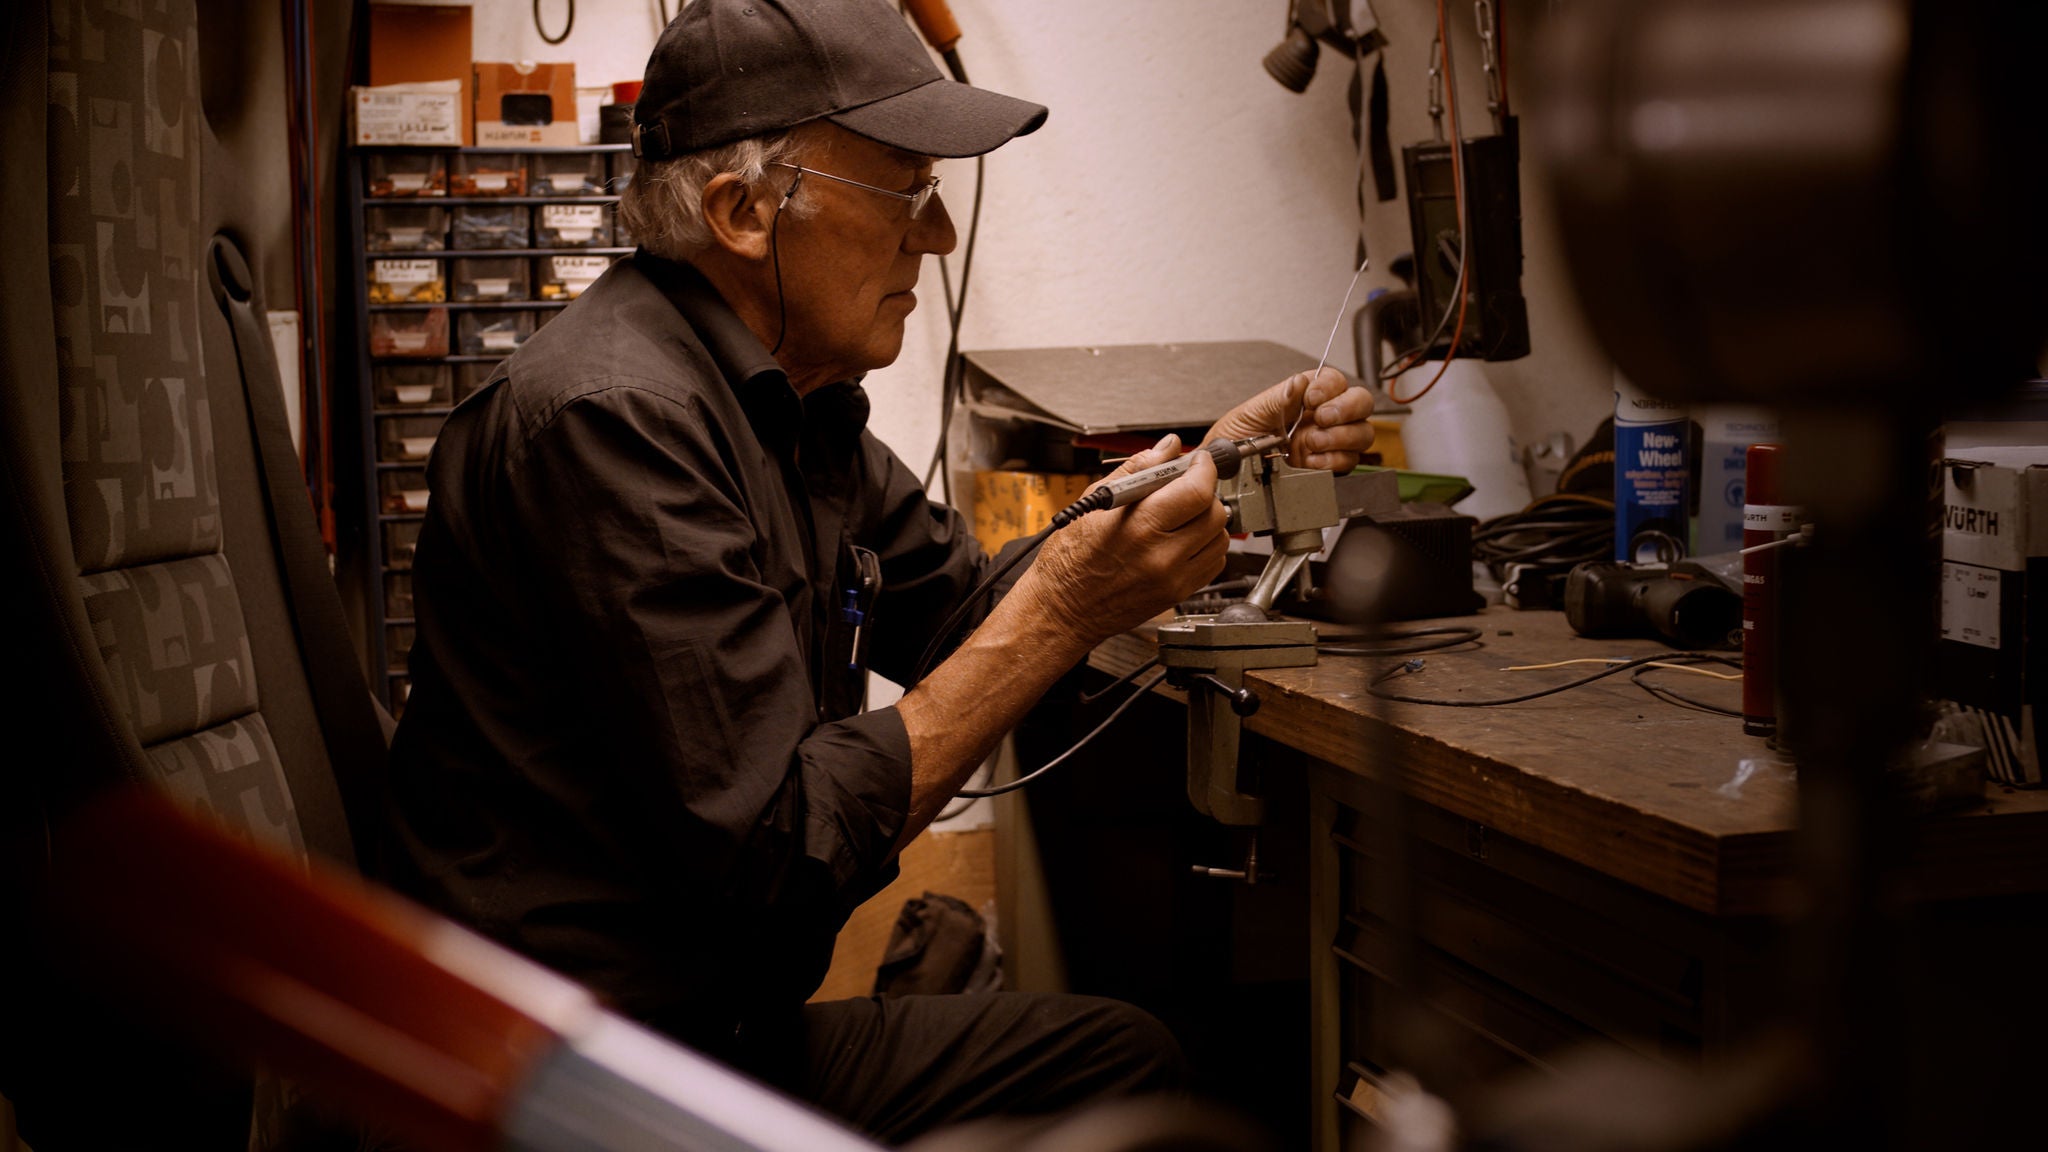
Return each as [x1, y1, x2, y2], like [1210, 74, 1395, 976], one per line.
[970, 471, 1095, 553]
[352, 81, 463, 146]
[475, 61, 579, 148]
[1935, 446, 2048, 785]
[369, 4, 473, 146]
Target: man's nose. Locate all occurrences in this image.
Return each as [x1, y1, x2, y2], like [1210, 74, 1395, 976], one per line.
[906, 190, 957, 257]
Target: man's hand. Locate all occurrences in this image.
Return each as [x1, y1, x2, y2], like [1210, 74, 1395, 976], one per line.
[1204, 367, 1375, 473]
[1018, 433, 1230, 647]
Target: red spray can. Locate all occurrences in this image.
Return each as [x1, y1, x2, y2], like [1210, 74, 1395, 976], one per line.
[1742, 444, 1799, 737]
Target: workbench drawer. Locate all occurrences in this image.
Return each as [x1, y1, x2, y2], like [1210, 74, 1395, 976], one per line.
[1335, 907, 1593, 1078]
[1332, 803, 1708, 1063]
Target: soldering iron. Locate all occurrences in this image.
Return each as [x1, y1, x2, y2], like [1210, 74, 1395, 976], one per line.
[1050, 434, 1288, 527]
[916, 433, 1289, 685]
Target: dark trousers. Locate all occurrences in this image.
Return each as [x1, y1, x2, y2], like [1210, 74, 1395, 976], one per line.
[725, 992, 1187, 1145]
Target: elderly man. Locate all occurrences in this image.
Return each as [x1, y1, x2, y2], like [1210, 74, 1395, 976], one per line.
[385, 0, 1374, 1140]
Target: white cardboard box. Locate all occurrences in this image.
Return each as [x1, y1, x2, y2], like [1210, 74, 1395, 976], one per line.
[1936, 445, 2048, 785]
[351, 81, 463, 147]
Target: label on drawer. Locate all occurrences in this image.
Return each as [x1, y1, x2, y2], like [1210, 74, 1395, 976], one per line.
[472, 277, 513, 298]
[542, 203, 603, 241]
[549, 255, 610, 296]
[373, 259, 439, 286]
[1941, 561, 2002, 650]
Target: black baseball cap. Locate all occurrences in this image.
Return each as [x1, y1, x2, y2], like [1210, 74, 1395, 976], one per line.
[633, 0, 1048, 162]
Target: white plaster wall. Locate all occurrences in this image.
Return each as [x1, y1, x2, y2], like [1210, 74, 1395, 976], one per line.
[466, 0, 1616, 475]
[469, 0, 675, 93]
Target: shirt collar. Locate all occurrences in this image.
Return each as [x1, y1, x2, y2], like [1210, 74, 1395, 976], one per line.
[634, 251, 872, 452]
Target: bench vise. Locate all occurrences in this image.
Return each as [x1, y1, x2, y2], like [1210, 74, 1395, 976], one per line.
[1158, 452, 1400, 827]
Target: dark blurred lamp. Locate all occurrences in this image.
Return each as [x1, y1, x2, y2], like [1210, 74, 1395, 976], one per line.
[1262, 21, 1320, 93]
[1262, 0, 1382, 95]
[1531, 0, 2048, 405]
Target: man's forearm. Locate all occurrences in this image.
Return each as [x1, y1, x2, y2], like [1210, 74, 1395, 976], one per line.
[892, 584, 1100, 852]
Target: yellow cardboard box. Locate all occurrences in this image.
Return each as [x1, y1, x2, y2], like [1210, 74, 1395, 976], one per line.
[971, 471, 1096, 553]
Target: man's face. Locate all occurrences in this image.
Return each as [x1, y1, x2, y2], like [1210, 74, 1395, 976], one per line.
[768, 126, 957, 389]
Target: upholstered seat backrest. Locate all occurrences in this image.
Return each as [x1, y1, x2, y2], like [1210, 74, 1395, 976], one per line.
[49, 0, 328, 859]
[3, 1, 379, 1146]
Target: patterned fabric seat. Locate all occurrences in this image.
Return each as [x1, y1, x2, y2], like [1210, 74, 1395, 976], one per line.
[1, 1, 383, 1145]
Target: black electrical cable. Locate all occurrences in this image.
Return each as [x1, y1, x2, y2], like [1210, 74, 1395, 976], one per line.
[930, 653, 1161, 821]
[1317, 625, 1484, 658]
[957, 670, 1170, 798]
[1631, 662, 1744, 717]
[1368, 651, 1738, 708]
[767, 172, 799, 354]
[1080, 657, 1161, 705]
[534, 0, 574, 45]
[915, 37, 985, 502]
[911, 485, 1113, 684]
[932, 792, 978, 824]
[1472, 497, 1616, 585]
[912, 525, 1052, 685]
[922, 154, 986, 502]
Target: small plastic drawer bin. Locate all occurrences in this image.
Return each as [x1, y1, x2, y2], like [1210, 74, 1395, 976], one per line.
[386, 624, 416, 673]
[451, 153, 526, 196]
[452, 256, 532, 302]
[380, 468, 431, 514]
[455, 361, 499, 402]
[368, 308, 449, 358]
[365, 205, 448, 251]
[609, 152, 636, 193]
[458, 309, 534, 356]
[452, 205, 530, 250]
[365, 153, 447, 198]
[535, 202, 612, 247]
[383, 519, 424, 569]
[367, 258, 446, 304]
[530, 152, 606, 196]
[539, 253, 613, 300]
[374, 364, 452, 409]
[385, 572, 416, 618]
[378, 414, 445, 463]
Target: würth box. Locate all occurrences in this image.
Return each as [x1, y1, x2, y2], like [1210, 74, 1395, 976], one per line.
[1936, 446, 2048, 785]
[474, 62, 579, 147]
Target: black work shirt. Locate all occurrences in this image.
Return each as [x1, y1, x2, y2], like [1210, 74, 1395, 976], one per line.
[387, 253, 992, 1048]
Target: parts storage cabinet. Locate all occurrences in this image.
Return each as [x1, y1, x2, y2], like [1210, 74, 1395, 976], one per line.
[349, 143, 635, 715]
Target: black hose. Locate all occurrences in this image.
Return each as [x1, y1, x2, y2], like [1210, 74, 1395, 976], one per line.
[535, 0, 573, 44]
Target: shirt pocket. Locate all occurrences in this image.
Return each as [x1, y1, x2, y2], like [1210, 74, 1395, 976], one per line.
[820, 541, 882, 720]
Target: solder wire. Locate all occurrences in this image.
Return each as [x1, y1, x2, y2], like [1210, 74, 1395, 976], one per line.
[1290, 256, 1371, 444]
[1287, 32, 1379, 445]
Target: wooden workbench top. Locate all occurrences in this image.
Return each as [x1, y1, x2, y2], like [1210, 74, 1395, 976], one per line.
[1091, 607, 2048, 917]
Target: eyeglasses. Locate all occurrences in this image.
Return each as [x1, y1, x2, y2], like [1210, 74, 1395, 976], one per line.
[769, 162, 943, 220]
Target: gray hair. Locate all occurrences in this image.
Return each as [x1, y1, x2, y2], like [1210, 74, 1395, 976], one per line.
[618, 129, 816, 260]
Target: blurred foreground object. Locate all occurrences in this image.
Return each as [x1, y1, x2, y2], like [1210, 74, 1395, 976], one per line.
[31, 790, 881, 1152]
[29, 792, 1268, 1152]
[1406, 2, 2048, 1149]
[1535, 0, 2048, 405]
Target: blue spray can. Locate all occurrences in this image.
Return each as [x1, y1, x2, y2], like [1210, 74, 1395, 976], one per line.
[1613, 372, 1690, 563]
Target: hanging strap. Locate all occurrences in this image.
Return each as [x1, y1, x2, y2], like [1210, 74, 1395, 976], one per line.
[1369, 56, 1396, 202]
[205, 234, 391, 879]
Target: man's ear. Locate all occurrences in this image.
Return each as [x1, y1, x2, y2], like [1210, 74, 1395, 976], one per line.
[699, 171, 774, 262]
